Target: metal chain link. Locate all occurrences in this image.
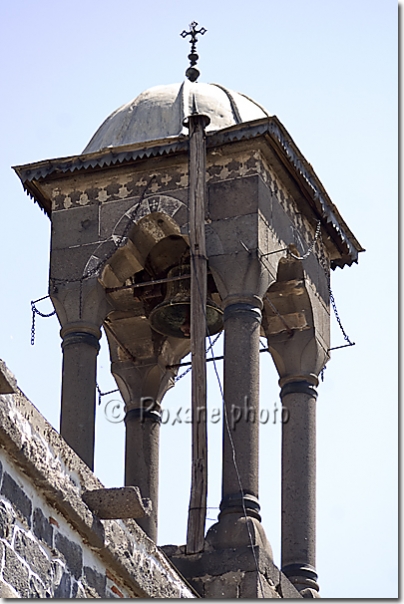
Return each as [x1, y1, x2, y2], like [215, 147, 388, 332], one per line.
[30, 296, 56, 345]
[50, 175, 156, 291]
[175, 331, 222, 382]
[96, 383, 119, 406]
[288, 220, 322, 260]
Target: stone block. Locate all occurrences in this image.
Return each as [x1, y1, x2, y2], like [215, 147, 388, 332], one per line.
[30, 575, 49, 599]
[0, 500, 15, 541]
[279, 572, 303, 598]
[54, 571, 72, 598]
[55, 532, 83, 580]
[0, 360, 17, 394]
[71, 580, 87, 598]
[208, 176, 259, 221]
[240, 571, 280, 598]
[84, 566, 106, 597]
[50, 243, 100, 282]
[204, 571, 242, 598]
[100, 197, 140, 240]
[0, 472, 32, 526]
[82, 486, 151, 519]
[33, 506, 54, 547]
[14, 528, 52, 587]
[167, 544, 274, 579]
[206, 213, 258, 257]
[3, 543, 30, 597]
[51, 204, 101, 250]
[0, 579, 18, 598]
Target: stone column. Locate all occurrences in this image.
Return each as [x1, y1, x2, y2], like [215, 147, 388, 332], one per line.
[111, 359, 176, 543]
[221, 297, 262, 520]
[125, 404, 161, 542]
[206, 295, 272, 554]
[52, 279, 111, 471]
[279, 376, 319, 594]
[264, 255, 329, 596]
[60, 322, 101, 470]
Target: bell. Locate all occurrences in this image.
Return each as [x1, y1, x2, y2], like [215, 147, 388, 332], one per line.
[149, 265, 223, 339]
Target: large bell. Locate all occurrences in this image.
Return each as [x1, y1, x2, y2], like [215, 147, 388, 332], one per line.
[149, 265, 223, 339]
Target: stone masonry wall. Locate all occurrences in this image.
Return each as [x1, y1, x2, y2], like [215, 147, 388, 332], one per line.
[0, 359, 195, 599]
[0, 454, 131, 598]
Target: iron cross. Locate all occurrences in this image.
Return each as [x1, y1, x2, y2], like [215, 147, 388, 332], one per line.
[180, 22, 207, 82]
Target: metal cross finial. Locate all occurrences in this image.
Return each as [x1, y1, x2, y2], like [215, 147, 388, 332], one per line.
[180, 21, 207, 82]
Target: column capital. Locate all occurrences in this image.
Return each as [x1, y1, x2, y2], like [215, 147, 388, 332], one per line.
[125, 407, 162, 423]
[279, 374, 319, 390]
[60, 321, 102, 340]
[223, 293, 263, 310]
[223, 295, 263, 325]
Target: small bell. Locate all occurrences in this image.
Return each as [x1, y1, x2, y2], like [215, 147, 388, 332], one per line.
[149, 265, 223, 339]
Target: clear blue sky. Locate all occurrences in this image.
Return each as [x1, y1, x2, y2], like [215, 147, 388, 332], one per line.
[0, 1, 397, 598]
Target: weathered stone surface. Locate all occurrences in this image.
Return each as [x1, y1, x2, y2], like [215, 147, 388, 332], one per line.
[51, 204, 101, 250]
[82, 486, 150, 519]
[30, 575, 49, 599]
[208, 175, 259, 221]
[0, 389, 105, 549]
[0, 360, 17, 394]
[84, 566, 106, 597]
[50, 243, 101, 282]
[3, 543, 30, 597]
[54, 571, 72, 598]
[33, 506, 53, 547]
[101, 518, 195, 598]
[14, 528, 52, 587]
[0, 377, 195, 599]
[165, 544, 302, 598]
[72, 580, 87, 598]
[204, 571, 242, 598]
[278, 573, 303, 599]
[1, 472, 32, 526]
[0, 500, 15, 541]
[168, 543, 275, 579]
[0, 579, 18, 598]
[55, 532, 83, 580]
[240, 571, 280, 598]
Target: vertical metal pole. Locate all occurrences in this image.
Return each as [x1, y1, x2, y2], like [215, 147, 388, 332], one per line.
[186, 113, 210, 554]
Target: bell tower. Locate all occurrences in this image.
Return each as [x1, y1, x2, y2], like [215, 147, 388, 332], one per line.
[14, 25, 363, 598]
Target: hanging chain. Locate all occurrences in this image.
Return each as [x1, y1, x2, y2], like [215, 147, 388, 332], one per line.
[50, 175, 156, 292]
[30, 296, 56, 345]
[317, 238, 355, 352]
[288, 220, 322, 260]
[329, 286, 354, 347]
[96, 383, 119, 406]
[317, 233, 355, 380]
[175, 331, 222, 382]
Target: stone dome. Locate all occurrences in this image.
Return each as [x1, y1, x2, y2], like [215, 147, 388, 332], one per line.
[83, 81, 270, 154]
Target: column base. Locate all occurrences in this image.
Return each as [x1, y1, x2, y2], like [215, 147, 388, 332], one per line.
[205, 512, 271, 553]
[161, 541, 302, 598]
[282, 564, 320, 596]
